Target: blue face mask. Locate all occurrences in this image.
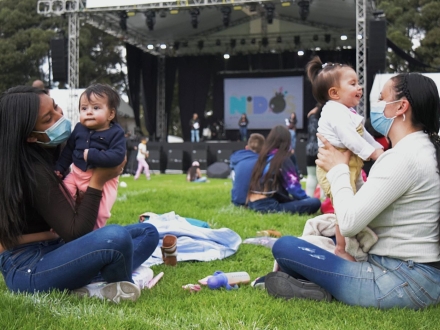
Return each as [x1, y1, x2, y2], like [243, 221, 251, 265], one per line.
[370, 100, 401, 137]
[33, 116, 72, 146]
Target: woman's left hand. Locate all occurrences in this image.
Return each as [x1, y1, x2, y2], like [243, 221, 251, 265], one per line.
[315, 133, 351, 172]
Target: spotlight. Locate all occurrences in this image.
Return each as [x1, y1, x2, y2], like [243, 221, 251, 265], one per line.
[147, 44, 154, 50]
[216, 39, 221, 46]
[160, 44, 166, 50]
[298, 50, 304, 56]
[190, 8, 200, 29]
[340, 35, 347, 40]
[298, 0, 310, 21]
[159, 9, 167, 18]
[294, 36, 300, 45]
[198, 40, 204, 50]
[145, 10, 156, 31]
[240, 39, 246, 45]
[173, 41, 180, 50]
[264, 3, 275, 24]
[224, 53, 230, 59]
[251, 38, 256, 44]
[313, 35, 318, 41]
[249, 3, 257, 12]
[221, 6, 231, 27]
[325, 34, 331, 43]
[262, 37, 268, 47]
[230, 39, 236, 48]
[119, 12, 128, 31]
[276, 36, 282, 43]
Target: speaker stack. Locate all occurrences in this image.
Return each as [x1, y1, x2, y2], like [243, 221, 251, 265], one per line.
[50, 37, 68, 82]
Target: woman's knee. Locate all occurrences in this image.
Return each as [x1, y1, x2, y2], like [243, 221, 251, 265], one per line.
[272, 236, 300, 258]
[141, 223, 159, 242]
[94, 224, 133, 249]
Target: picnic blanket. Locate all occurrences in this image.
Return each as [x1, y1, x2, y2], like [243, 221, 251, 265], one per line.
[141, 212, 242, 267]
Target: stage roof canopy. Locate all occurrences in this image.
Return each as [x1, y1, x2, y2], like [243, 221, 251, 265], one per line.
[38, 0, 375, 56]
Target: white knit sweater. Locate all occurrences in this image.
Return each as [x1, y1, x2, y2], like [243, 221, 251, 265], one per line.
[327, 131, 440, 263]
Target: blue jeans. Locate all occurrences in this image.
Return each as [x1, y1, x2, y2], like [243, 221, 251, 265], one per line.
[248, 197, 321, 215]
[191, 129, 199, 142]
[239, 127, 247, 141]
[0, 223, 159, 293]
[272, 236, 440, 309]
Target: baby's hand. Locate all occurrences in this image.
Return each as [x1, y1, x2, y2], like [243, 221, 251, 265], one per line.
[84, 149, 89, 161]
[370, 148, 384, 161]
[54, 170, 63, 179]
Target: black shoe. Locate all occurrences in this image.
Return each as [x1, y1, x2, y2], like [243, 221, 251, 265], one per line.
[265, 272, 332, 302]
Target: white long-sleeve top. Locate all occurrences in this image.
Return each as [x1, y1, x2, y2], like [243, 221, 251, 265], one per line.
[318, 101, 383, 160]
[327, 131, 440, 263]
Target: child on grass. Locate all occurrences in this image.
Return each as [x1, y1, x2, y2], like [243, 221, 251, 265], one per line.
[55, 84, 126, 229]
[306, 56, 384, 261]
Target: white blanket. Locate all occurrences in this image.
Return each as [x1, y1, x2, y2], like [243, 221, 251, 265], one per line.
[141, 212, 242, 267]
[299, 214, 378, 262]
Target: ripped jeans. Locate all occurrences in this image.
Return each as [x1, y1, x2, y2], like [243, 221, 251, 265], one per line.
[272, 236, 440, 310]
[0, 224, 159, 293]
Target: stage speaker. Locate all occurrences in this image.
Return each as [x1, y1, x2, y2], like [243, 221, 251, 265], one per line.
[167, 149, 183, 170]
[147, 150, 161, 171]
[216, 149, 232, 164]
[367, 19, 387, 102]
[191, 149, 207, 169]
[207, 162, 231, 179]
[50, 38, 68, 82]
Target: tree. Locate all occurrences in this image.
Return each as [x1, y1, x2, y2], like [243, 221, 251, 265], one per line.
[0, 0, 127, 93]
[0, 0, 58, 91]
[377, 0, 440, 72]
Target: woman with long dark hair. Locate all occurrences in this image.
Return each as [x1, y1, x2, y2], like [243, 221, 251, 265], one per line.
[0, 86, 159, 303]
[262, 73, 440, 310]
[247, 125, 321, 214]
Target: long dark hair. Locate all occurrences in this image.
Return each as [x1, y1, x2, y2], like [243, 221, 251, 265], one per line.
[391, 73, 440, 175]
[0, 86, 65, 249]
[188, 165, 199, 181]
[248, 125, 291, 193]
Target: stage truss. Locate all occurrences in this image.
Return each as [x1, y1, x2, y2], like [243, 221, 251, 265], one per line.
[38, 0, 369, 138]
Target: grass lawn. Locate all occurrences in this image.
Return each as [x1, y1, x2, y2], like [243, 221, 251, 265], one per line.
[1, 174, 440, 329]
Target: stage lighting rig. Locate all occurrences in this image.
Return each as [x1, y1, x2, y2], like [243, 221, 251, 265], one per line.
[221, 6, 232, 27]
[145, 10, 156, 31]
[264, 3, 275, 24]
[119, 12, 128, 31]
[190, 8, 200, 29]
[298, 0, 310, 21]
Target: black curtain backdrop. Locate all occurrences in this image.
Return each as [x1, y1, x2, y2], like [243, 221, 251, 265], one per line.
[141, 52, 157, 138]
[125, 43, 142, 129]
[177, 56, 215, 141]
[165, 57, 177, 137]
[125, 49, 357, 139]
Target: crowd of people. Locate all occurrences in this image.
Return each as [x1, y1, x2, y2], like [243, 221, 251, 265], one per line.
[0, 66, 439, 311]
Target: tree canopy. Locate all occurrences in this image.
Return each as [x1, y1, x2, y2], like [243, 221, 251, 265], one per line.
[0, 0, 126, 93]
[377, 0, 440, 72]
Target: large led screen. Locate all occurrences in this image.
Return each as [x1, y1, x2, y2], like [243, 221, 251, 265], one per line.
[224, 76, 303, 130]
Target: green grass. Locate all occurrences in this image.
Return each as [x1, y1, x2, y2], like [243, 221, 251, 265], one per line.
[1, 174, 440, 329]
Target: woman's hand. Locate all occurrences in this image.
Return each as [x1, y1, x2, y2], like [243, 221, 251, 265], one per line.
[315, 134, 351, 172]
[89, 156, 127, 190]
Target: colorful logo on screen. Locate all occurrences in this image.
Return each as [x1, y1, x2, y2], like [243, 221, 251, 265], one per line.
[229, 88, 289, 115]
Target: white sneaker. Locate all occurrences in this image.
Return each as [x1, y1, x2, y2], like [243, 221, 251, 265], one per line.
[73, 281, 141, 303]
[132, 265, 154, 289]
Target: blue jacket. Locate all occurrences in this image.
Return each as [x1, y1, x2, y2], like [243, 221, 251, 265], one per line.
[55, 122, 126, 172]
[230, 149, 259, 206]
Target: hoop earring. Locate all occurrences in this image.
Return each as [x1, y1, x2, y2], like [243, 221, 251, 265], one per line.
[402, 114, 406, 122]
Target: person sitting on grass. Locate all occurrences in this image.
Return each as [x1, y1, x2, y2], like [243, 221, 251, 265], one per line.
[247, 125, 321, 215]
[260, 73, 440, 310]
[0, 86, 159, 303]
[230, 133, 265, 206]
[187, 161, 207, 182]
